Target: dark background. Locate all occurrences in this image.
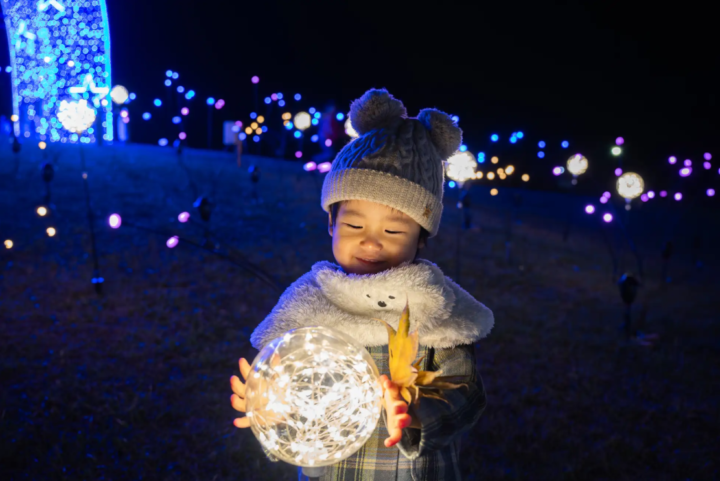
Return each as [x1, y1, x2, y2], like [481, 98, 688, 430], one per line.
[1, 0, 718, 189]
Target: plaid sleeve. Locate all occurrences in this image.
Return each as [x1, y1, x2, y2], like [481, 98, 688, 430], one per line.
[395, 343, 487, 460]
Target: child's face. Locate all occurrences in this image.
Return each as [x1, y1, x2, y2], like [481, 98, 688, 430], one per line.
[328, 200, 425, 275]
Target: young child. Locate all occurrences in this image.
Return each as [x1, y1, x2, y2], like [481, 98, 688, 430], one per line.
[230, 89, 494, 480]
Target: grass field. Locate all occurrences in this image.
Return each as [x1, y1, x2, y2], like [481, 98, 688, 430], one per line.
[1, 142, 718, 480]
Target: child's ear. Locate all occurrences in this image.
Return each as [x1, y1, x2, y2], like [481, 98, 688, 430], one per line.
[328, 213, 333, 237]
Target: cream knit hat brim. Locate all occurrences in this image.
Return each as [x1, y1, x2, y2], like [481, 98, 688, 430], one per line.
[321, 168, 444, 237]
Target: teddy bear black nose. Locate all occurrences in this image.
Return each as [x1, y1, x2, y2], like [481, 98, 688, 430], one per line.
[377, 301, 387, 308]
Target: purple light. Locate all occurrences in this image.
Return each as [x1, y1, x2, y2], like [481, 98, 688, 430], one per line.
[603, 213, 613, 223]
[318, 162, 332, 173]
[295, 151, 303, 159]
[680, 167, 691, 177]
[602, 191, 611, 198]
[166, 236, 179, 248]
[585, 205, 595, 214]
[614, 168, 623, 177]
[181, 107, 189, 116]
[660, 191, 667, 198]
[215, 99, 225, 110]
[552, 166, 563, 176]
[674, 192, 682, 201]
[641, 193, 648, 202]
[707, 188, 716, 197]
[647, 190, 655, 199]
[704, 152, 712, 161]
[178, 212, 190, 223]
[271, 93, 278, 101]
[615, 136, 624, 146]
[684, 159, 692, 167]
[251, 76, 259, 84]
[668, 156, 677, 165]
[303, 161, 317, 172]
[179, 132, 187, 140]
[324, 139, 333, 147]
[600, 196, 609, 204]
[108, 214, 122, 229]
[703, 161, 711, 170]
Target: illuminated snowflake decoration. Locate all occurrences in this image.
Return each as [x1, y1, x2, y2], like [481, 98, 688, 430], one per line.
[444, 150, 478, 183]
[246, 327, 382, 468]
[1, 0, 113, 143]
[57, 99, 96, 133]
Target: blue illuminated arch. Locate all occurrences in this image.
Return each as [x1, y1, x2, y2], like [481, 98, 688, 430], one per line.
[1, 0, 113, 143]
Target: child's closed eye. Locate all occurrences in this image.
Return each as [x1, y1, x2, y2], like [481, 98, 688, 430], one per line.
[344, 223, 361, 229]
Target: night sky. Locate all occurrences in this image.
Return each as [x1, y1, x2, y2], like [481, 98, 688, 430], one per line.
[1, 0, 717, 180]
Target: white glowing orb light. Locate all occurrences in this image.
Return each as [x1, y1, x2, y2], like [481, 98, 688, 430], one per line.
[46, 227, 56, 237]
[603, 213, 613, 223]
[566, 154, 589, 176]
[166, 236, 179, 248]
[108, 214, 122, 229]
[4, 239, 13, 249]
[178, 212, 190, 223]
[611, 146, 622, 156]
[111, 85, 129, 105]
[318, 162, 332, 174]
[585, 205, 595, 214]
[57, 99, 96, 134]
[37, 206, 48, 217]
[303, 161, 317, 172]
[294, 112, 312, 131]
[616, 172, 644, 200]
[344, 118, 359, 138]
[246, 326, 383, 468]
[444, 151, 477, 183]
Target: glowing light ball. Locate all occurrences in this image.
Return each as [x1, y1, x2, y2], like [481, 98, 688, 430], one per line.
[154, 99, 163, 107]
[474, 171, 484, 179]
[108, 214, 122, 229]
[309, 108, 317, 114]
[660, 191, 667, 198]
[318, 162, 332, 173]
[648, 191, 655, 199]
[490, 134, 499, 142]
[251, 76, 260, 84]
[253, 136, 260, 142]
[295, 151, 303, 159]
[668, 156, 677, 164]
[602, 191, 611, 199]
[603, 213, 613, 223]
[537, 151, 545, 158]
[143, 112, 152, 121]
[459, 145, 468, 152]
[179, 132, 187, 140]
[505, 165, 515, 175]
[245, 127, 253, 135]
[178, 212, 190, 223]
[516, 131, 524, 139]
[159, 138, 169, 147]
[165, 79, 172, 87]
[172, 72, 179, 80]
[303, 162, 317, 172]
[708, 189, 716, 197]
[612, 147, 622, 156]
[615, 137, 624, 146]
[264, 97, 272, 105]
[684, 159, 692, 167]
[207, 97, 215, 106]
[172, 116, 181, 125]
[641, 194, 649, 202]
[444, 151, 477, 183]
[293, 131, 302, 139]
[600, 196, 609, 204]
[325, 139, 333, 147]
[277, 93, 284, 100]
[177, 86, 187, 93]
[491, 156, 499, 164]
[295, 94, 302, 101]
[246, 327, 382, 468]
[39, 142, 47, 150]
[704, 153, 712, 161]
[703, 162, 711, 170]
[344, 118, 359, 138]
[448, 181, 456, 188]
[292, 112, 312, 131]
[674, 192, 682, 201]
[679, 167, 691, 177]
[186, 90, 196, 100]
[486, 172, 496, 180]
[552, 166, 564, 176]
[509, 136, 517, 144]
[522, 174, 530, 182]
[311, 118, 319, 126]
[4, 240, 12, 249]
[451, 115, 460, 123]
[566, 154, 588, 176]
[282, 112, 292, 121]
[279, 100, 286, 107]
[585, 205, 595, 214]
[181, 107, 189, 116]
[36, 206, 47, 216]
[490, 188, 498, 196]
[167, 236, 179, 248]
[615, 168, 623, 177]
[215, 99, 226, 110]
[538, 141, 546, 148]
[257, 116, 265, 124]
[336, 113, 345, 121]
[46, 227, 56, 237]
[57, 100, 96, 134]
[561, 141, 569, 148]
[110, 85, 129, 105]
[616, 172, 644, 200]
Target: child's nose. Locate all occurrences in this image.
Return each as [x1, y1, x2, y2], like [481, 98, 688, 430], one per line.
[378, 301, 387, 307]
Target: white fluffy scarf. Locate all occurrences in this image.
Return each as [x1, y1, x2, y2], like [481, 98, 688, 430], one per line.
[250, 259, 494, 351]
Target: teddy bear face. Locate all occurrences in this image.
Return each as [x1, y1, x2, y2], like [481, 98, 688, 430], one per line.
[365, 292, 398, 310]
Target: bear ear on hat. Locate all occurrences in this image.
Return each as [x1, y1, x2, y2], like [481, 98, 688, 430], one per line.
[349, 89, 407, 136]
[417, 109, 462, 159]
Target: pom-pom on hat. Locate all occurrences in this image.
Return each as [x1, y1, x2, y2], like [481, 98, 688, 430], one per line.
[321, 89, 461, 237]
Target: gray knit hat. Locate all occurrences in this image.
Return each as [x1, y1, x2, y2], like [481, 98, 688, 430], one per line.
[320, 89, 462, 237]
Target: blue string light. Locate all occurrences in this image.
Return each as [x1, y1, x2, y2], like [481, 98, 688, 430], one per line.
[336, 112, 344, 121]
[176, 86, 184, 94]
[3, 0, 114, 142]
[449, 181, 456, 188]
[561, 140, 569, 148]
[294, 93, 301, 101]
[311, 134, 318, 142]
[172, 72, 179, 80]
[311, 118, 319, 126]
[264, 97, 271, 104]
[252, 135, 260, 142]
[538, 140, 546, 148]
[284, 121, 294, 130]
[538, 151, 545, 158]
[516, 131, 524, 139]
[459, 144, 467, 152]
[206, 97, 215, 106]
[238, 132, 247, 140]
[276, 93, 283, 100]
[293, 131, 301, 138]
[164, 79, 172, 87]
[142, 112, 151, 120]
[278, 100, 285, 106]
[491, 134, 499, 142]
[477, 152, 485, 163]
[154, 98, 162, 107]
[261, 126, 267, 132]
[185, 90, 195, 100]
[250, 112, 257, 119]
[166, 70, 173, 77]
[159, 138, 168, 146]
[309, 107, 316, 114]
[510, 136, 517, 144]
[172, 116, 181, 124]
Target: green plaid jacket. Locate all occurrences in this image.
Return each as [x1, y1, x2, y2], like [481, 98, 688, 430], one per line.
[289, 343, 486, 481]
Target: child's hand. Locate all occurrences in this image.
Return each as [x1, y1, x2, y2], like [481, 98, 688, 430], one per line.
[379, 375, 413, 448]
[230, 357, 252, 428]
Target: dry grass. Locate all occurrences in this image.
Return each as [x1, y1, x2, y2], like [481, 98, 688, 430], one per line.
[1, 142, 718, 480]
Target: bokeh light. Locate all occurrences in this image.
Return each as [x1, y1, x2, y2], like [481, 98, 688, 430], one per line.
[4, 240, 12, 249]
[294, 112, 312, 131]
[615, 137, 624, 146]
[295, 151, 303, 159]
[674, 192, 682, 201]
[668, 156, 677, 164]
[552, 166, 564, 176]
[303, 162, 317, 172]
[561, 141, 569, 148]
[611, 146, 622, 156]
[344, 118, 358, 138]
[647, 191, 655, 199]
[566, 154, 588, 176]
[708, 188, 716, 197]
[490, 188, 498, 196]
[704, 152, 712, 161]
[491, 156, 499, 164]
[57, 99, 96, 134]
[251, 76, 260, 84]
[179, 132, 187, 140]
[585, 205, 595, 214]
[487, 172, 496, 180]
[616, 172, 644, 199]
[111, 85, 129, 105]
[538, 141, 546, 148]
[143, 112, 152, 121]
[159, 138, 169, 147]
[660, 191, 667, 198]
[181, 107, 189, 116]
[318, 162, 332, 173]
[679, 167, 691, 177]
[615, 168, 623, 177]
[37, 206, 47, 216]
[537, 151, 545, 158]
[603, 213, 613, 223]
[490, 134, 499, 142]
[178, 212, 190, 223]
[703, 161, 711, 170]
[444, 151, 478, 183]
[684, 159, 692, 167]
[166, 236, 179, 248]
[215, 99, 225, 110]
[522, 174, 530, 182]
[108, 214, 122, 229]
[325, 139, 333, 147]
[641, 194, 649, 202]
[46, 227, 56, 237]
[600, 196, 609, 204]
[154, 99, 163, 107]
[505, 165, 515, 175]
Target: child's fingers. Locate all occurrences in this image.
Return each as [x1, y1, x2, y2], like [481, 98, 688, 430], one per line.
[233, 416, 251, 429]
[239, 358, 252, 381]
[230, 394, 246, 413]
[230, 375, 246, 398]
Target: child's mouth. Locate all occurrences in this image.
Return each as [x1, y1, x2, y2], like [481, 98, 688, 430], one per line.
[357, 257, 383, 265]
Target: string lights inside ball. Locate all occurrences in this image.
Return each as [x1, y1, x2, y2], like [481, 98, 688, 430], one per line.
[616, 172, 644, 200]
[444, 151, 477, 184]
[246, 326, 382, 468]
[57, 99, 96, 134]
[566, 154, 588, 176]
